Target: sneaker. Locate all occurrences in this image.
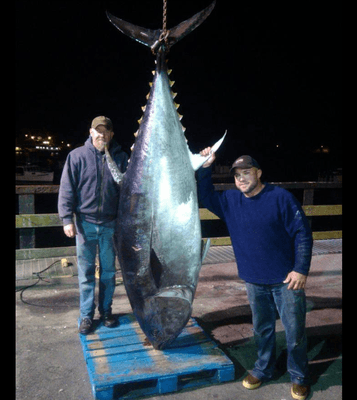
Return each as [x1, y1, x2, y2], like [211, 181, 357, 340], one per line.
[78, 317, 93, 335]
[291, 383, 310, 400]
[101, 312, 118, 328]
[242, 374, 262, 390]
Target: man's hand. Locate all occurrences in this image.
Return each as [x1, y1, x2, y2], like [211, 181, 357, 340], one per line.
[283, 271, 307, 290]
[200, 147, 216, 168]
[63, 223, 77, 238]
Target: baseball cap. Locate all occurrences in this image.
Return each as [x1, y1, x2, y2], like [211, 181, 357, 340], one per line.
[91, 116, 113, 131]
[230, 155, 261, 173]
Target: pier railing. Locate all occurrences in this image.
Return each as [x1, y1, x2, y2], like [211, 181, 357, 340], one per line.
[16, 183, 342, 260]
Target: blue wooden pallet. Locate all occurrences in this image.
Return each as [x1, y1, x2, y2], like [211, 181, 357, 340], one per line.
[79, 314, 234, 400]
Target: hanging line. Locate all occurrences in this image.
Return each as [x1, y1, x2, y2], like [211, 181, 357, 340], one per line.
[152, 0, 170, 54]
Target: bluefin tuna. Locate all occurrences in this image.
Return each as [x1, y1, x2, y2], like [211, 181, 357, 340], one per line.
[104, 1, 226, 349]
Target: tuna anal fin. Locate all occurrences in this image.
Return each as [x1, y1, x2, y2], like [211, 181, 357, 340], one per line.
[189, 130, 227, 171]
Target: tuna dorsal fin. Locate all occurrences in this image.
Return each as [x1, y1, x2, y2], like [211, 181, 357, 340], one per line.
[106, 1, 216, 51]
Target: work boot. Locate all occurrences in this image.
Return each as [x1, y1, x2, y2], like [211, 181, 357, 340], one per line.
[101, 312, 118, 328]
[291, 383, 310, 400]
[78, 317, 93, 335]
[242, 374, 262, 390]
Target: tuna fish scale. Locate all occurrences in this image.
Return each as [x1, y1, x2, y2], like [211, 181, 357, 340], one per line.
[105, 1, 225, 349]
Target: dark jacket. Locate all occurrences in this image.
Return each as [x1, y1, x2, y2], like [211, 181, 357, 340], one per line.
[58, 137, 128, 225]
[197, 166, 313, 284]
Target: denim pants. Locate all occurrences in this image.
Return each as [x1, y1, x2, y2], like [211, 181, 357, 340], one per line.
[246, 282, 309, 385]
[76, 218, 116, 320]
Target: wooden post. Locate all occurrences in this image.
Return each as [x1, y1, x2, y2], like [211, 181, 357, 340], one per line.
[303, 188, 314, 229]
[303, 188, 314, 205]
[18, 193, 35, 249]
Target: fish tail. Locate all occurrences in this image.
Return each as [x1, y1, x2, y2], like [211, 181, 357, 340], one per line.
[106, 1, 215, 52]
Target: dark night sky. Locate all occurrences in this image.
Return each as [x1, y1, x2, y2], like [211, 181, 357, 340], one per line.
[16, 0, 339, 181]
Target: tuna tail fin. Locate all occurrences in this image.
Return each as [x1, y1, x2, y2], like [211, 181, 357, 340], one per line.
[166, 1, 216, 48]
[106, 12, 160, 49]
[106, 1, 215, 51]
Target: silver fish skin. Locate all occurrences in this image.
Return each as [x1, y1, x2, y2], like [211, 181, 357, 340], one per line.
[106, 2, 224, 349]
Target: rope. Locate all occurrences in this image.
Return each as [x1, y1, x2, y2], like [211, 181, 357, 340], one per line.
[151, 0, 170, 54]
[162, 0, 167, 35]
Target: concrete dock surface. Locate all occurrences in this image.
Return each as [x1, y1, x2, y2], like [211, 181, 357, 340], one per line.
[16, 243, 342, 400]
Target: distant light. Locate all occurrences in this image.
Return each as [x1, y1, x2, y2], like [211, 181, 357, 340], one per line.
[67, 143, 71, 147]
[314, 145, 330, 154]
[276, 144, 279, 148]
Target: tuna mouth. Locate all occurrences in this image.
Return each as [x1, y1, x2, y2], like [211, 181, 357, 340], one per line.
[154, 286, 193, 303]
[141, 286, 193, 349]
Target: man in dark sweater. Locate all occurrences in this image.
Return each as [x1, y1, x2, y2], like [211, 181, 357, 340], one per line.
[197, 149, 313, 400]
[58, 116, 128, 334]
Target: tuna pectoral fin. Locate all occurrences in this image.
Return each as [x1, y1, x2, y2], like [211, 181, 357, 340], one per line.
[104, 145, 124, 185]
[189, 130, 227, 171]
[106, 1, 215, 50]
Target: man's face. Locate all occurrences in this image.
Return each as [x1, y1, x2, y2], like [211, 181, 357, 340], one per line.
[90, 125, 114, 152]
[234, 167, 262, 196]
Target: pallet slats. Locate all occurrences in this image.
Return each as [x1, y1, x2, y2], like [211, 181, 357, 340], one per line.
[79, 314, 234, 399]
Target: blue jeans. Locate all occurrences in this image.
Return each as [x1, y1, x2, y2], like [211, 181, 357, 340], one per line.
[246, 282, 309, 385]
[76, 218, 116, 320]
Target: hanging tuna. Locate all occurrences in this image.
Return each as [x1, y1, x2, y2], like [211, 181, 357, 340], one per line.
[104, 0, 226, 349]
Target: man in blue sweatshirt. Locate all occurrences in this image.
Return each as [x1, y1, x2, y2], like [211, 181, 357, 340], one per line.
[58, 116, 128, 335]
[197, 148, 312, 400]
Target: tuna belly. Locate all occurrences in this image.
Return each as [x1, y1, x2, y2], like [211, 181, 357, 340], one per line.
[139, 216, 201, 349]
[152, 195, 202, 286]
